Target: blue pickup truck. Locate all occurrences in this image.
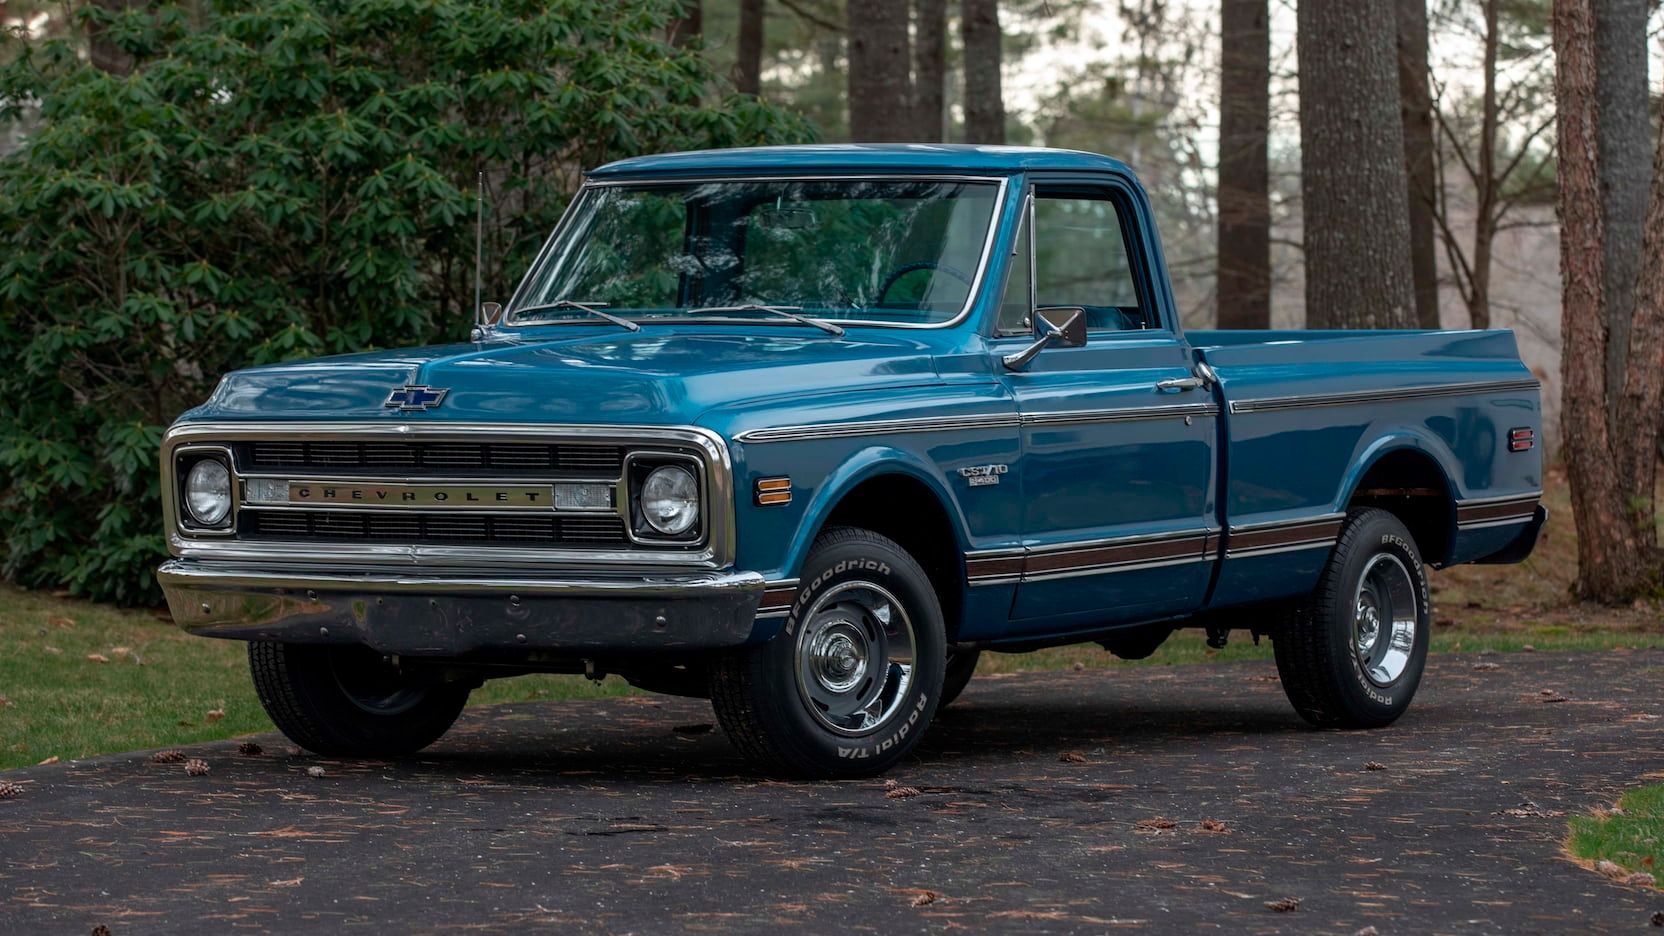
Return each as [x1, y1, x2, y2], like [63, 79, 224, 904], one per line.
[157, 145, 1544, 777]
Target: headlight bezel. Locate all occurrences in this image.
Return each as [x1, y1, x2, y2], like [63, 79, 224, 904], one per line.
[625, 451, 707, 546]
[174, 445, 238, 535]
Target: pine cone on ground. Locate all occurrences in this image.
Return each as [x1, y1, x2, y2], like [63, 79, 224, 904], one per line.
[151, 750, 186, 764]
[184, 758, 210, 777]
[237, 742, 263, 757]
[0, 781, 22, 800]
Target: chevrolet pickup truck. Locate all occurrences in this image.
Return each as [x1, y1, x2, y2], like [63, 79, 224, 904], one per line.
[157, 145, 1544, 778]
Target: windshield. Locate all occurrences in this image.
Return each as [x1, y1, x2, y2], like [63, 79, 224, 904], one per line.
[509, 177, 1002, 327]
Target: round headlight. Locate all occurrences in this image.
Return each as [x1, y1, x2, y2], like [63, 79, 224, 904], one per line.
[185, 459, 232, 526]
[640, 465, 699, 536]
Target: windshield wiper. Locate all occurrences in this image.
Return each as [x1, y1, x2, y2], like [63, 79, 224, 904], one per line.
[514, 299, 641, 332]
[684, 303, 845, 337]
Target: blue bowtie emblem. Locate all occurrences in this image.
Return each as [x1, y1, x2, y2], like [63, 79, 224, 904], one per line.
[384, 385, 449, 411]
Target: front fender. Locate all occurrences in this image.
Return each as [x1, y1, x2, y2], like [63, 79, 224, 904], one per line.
[774, 446, 973, 581]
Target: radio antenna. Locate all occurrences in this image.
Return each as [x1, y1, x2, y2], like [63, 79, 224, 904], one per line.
[473, 171, 484, 328]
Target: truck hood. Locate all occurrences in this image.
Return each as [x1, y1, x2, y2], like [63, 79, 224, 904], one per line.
[194, 328, 942, 426]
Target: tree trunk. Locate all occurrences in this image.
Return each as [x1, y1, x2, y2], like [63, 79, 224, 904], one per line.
[1468, 0, 1501, 331]
[1552, 0, 1659, 602]
[669, 0, 702, 47]
[1217, 0, 1270, 330]
[961, 0, 1005, 144]
[734, 0, 765, 95]
[1594, 0, 1650, 422]
[1397, 0, 1440, 329]
[88, 0, 140, 75]
[848, 0, 915, 142]
[1298, 0, 1418, 328]
[914, 0, 948, 140]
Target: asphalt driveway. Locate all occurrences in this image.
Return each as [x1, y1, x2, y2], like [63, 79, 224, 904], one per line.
[3, 650, 1662, 934]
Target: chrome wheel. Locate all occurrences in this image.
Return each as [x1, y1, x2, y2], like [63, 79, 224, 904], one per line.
[793, 581, 916, 735]
[1352, 554, 1418, 686]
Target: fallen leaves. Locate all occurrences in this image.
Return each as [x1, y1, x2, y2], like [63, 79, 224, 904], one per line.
[206, 708, 225, 723]
[1538, 689, 1568, 703]
[909, 890, 937, 907]
[1058, 751, 1088, 764]
[85, 654, 109, 664]
[45, 615, 74, 630]
[1264, 897, 1300, 913]
[0, 694, 10, 709]
[1364, 761, 1387, 772]
[1594, 860, 1656, 887]
[1472, 661, 1501, 672]
[1134, 818, 1178, 832]
[36, 756, 58, 766]
[307, 766, 327, 779]
[1198, 819, 1229, 834]
[1496, 801, 1563, 819]
[151, 750, 186, 764]
[184, 758, 210, 776]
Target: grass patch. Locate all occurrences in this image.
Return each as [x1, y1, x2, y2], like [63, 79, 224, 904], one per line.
[1568, 785, 1664, 888]
[0, 584, 631, 770]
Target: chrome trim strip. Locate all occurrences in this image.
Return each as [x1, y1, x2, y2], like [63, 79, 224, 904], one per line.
[1021, 403, 1219, 427]
[1224, 539, 1338, 559]
[1455, 492, 1543, 507]
[1022, 552, 1211, 583]
[1457, 515, 1537, 532]
[964, 530, 1215, 586]
[756, 578, 802, 618]
[1227, 378, 1541, 415]
[504, 175, 1011, 333]
[161, 422, 736, 570]
[735, 413, 1021, 444]
[736, 401, 1213, 445]
[157, 560, 766, 598]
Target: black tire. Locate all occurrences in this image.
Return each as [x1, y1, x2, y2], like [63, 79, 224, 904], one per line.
[940, 648, 980, 707]
[710, 527, 946, 778]
[248, 642, 471, 757]
[1273, 508, 1431, 728]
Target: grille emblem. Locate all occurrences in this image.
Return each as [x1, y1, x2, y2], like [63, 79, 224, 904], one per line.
[384, 385, 449, 411]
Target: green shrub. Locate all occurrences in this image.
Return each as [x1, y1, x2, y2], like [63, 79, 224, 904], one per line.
[0, 0, 811, 604]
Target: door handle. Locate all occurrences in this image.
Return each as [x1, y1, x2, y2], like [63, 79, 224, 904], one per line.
[1155, 376, 1205, 392]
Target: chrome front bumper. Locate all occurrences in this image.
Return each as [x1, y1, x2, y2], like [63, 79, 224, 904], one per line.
[158, 560, 767, 656]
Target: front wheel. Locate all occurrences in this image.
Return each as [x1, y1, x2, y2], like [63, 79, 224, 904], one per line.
[248, 642, 471, 757]
[1273, 508, 1431, 728]
[710, 527, 946, 778]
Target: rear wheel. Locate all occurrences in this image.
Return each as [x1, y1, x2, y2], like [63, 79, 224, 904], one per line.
[248, 642, 471, 757]
[711, 527, 945, 778]
[1273, 509, 1430, 728]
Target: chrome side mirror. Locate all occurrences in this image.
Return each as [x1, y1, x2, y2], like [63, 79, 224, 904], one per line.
[470, 302, 504, 342]
[1003, 307, 1086, 371]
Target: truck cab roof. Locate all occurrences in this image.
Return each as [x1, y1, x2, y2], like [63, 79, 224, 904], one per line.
[589, 143, 1136, 179]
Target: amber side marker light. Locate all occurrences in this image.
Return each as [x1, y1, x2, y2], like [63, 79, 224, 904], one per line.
[755, 477, 793, 506]
[1508, 427, 1535, 452]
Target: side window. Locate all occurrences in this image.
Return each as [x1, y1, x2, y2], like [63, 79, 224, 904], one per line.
[996, 200, 1032, 335]
[1032, 192, 1149, 332]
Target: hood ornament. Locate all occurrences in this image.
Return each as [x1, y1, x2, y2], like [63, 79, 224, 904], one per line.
[385, 386, 449, 411]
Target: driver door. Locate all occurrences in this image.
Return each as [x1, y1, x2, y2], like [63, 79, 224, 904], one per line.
[993, 178, 1217, 630]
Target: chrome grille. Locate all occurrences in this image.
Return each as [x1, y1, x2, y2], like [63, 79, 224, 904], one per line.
[238, 440, 625, 477]
[241, 511, 630, 548]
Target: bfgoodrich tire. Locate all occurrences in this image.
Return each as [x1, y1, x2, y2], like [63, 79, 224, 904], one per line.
[248, 642, 471, 757]
[710, 527, 946, 778]
[1273, 508, 1431, 729]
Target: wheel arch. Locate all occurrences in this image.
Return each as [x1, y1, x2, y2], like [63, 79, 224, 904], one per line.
[781, 448, 972, 639]
[1337, 434, 1461, 567]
